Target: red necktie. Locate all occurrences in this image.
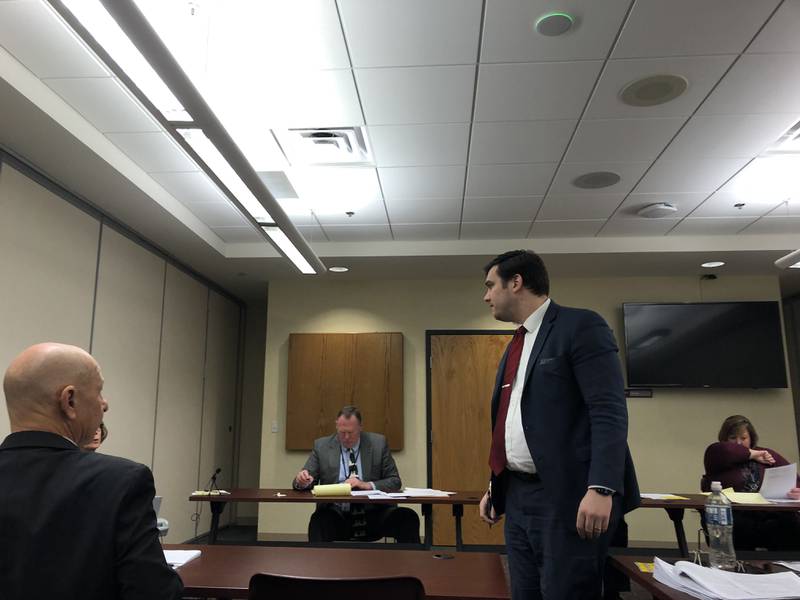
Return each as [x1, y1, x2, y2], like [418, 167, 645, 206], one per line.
[489, 326, 527, 476]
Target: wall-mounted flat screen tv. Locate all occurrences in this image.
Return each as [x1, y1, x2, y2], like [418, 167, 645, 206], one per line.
[623, 302, 787, 388]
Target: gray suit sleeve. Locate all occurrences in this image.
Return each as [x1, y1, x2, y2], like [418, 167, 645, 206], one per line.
[372, 439, 402, 492]
[292, 442, 321, 489]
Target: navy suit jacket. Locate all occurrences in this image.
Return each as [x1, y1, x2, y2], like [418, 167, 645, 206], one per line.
[0, 431, 183, 600]
[489, 301, 639, 519]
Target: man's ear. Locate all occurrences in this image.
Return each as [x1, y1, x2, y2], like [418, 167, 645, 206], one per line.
[58, 386, 77, 420]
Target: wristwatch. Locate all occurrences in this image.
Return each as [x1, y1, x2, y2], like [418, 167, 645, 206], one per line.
[591, 487, 614, 496]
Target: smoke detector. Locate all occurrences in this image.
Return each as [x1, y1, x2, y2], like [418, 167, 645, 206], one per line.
[637, 202, 678, 218]
[534, 12, 574, 36]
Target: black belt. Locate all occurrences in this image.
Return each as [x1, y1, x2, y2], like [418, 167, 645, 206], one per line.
[507, 469, 540, 482]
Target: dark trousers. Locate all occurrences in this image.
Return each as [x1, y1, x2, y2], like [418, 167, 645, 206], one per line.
[503, 474, 619, 600]
[308, 505, 420, 543]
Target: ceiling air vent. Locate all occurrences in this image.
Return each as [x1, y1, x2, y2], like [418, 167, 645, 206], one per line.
[273, 126, 373, 166]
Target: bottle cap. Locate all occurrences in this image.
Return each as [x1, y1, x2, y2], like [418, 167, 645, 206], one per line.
[710, 481, 722, 492]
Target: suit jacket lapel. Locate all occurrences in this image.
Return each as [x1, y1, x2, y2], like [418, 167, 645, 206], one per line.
[359, 434, 373, 480]
[522, 301, 558, 390]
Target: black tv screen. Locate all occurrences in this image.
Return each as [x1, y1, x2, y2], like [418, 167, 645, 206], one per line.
[623, 302, 787, 388]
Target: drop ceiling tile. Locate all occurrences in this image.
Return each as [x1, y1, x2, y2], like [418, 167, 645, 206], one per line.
[338, 0, 482, 67]
[699, 53, 800, 115]
[392, 223, 460, 241]
[613, 0, 778, 58]
[538, 193, 624, 220]
[206, 1, 350, 70]
[549, 162, 650, 195]
[740, 216, 800, 235]
[297, 225, 329, 243]
[615, 193, 708, 219]
[385, 196, 462, 223]
[0, 1, 108, 78]
[481, 0, 631, 63]
[598, 217, 681, 237]
[150, 171, 228, 205]
[466, 163, 556, 197]
[778, 199, 800, 217]
[529, 219, 604, 238]
[565, 118, 685, 163]
[44, 77, 160, 133]
[661, 114, 797, 160]
[368, 123, 469, 167]
[460, 221, 531, 239]
[212, 226, 265, 243]
[187, 203, 251, 228]
[470, 120, 576, 165]
[105, 132, 197, 173]
[323, 224, 393, 242]
[379, 166, 466, 199]
[475, 61, 603, 121]
[462, 196, 543, 222]
[670, 217, 756, 236]
[277, 200, 320, 226]
[634, 157, 749, 193]
[356, 65, 475, 125]
[585, 55, 735, 119]
[747, 0, 800, 54]
[690, 191, 784, 218]
[311, 199, 388, 226]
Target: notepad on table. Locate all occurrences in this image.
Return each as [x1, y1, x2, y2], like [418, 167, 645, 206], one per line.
[164, 550, 200, 569]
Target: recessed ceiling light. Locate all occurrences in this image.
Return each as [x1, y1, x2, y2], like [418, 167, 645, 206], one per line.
[637, 202, 677, 218]
[572, 171, 621, 189]
[328, 266, 349, 273]
[534, 12, 574, 36]
[701, 261, 725, 268]
[620, 75, 688, 107]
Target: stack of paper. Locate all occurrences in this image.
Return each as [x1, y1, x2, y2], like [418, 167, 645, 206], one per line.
[163, 550, 201, 569]
[402, 487, 454, 497]
[653, 557, 800, 600]
[721, 464, 798, 505]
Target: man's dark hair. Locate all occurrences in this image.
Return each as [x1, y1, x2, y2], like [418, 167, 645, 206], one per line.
[337, 405, 362, 423]
[484, 250, 550, 296]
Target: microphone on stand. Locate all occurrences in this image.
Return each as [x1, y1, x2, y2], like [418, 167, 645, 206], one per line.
[206, 467, 222, 492]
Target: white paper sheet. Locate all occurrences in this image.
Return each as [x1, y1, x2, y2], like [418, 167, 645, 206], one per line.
[760, 463, 797, 500]
[164, 550, 201, 569]
[402, 487, 454, 497]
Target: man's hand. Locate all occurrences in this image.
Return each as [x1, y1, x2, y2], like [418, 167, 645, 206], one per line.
[576, 489, 612, 540]
[788, 487, 800, 500]
[749, 449, 775, 465]
[479, 491, 501, 525]
[295, 469, 314, 489]
[345, 476, 372, 491]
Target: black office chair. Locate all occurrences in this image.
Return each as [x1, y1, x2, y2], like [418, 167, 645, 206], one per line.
[248, 573, 425, 600]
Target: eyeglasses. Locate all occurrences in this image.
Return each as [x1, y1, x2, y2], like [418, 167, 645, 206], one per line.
[348, 449, 358, 476]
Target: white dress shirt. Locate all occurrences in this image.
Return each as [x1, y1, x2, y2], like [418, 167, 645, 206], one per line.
[505, 298, 551, 473]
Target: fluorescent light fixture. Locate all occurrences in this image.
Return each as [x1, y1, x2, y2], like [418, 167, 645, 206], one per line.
[726, 156, 800, 204]
[775, 249, 800, 270]
[286, 167, 380, 216]
[262, 227, 316, 275]
[328, 266, 349, 273]
[177, 129, 274, 224]
[59, 0, 191, 121]
[701, 261, 725, 268]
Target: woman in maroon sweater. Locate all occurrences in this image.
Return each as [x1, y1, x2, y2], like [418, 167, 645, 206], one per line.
[703, 415, 800, 550]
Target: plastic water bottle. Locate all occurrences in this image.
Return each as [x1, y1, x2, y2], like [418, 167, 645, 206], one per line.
[705, 481, 737, 570]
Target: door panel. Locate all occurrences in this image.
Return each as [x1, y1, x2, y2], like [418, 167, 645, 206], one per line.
[430, 333, 511, 546]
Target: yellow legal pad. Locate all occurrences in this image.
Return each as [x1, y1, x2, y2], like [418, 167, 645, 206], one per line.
[721, 488, 770, 504]
[660, 495, 690, 500]
[311, 483, 352, 496]
[635, 562, 655, 573]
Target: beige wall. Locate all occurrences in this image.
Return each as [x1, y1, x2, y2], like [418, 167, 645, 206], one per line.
[259, 274, 797, 544]
[0, 160, 244, 543]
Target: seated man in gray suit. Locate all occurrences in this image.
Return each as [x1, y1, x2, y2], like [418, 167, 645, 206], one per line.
[293, 405, 419, 543]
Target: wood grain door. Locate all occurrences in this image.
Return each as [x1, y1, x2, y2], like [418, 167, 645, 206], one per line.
[429, 332, 512, 546]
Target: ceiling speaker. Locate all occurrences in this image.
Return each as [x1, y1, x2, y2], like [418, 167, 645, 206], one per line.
[572, 171, 621, 189]
[620, 75, 688, 107]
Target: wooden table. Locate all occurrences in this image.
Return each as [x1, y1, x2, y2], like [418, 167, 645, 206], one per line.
[610, 554, 789, 600]
[168, 543, 509, 600]
[639, 495, 800, 557]
[189, 488, 483, 549]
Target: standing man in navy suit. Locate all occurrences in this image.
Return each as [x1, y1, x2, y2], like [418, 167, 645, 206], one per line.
[478, 250, 639, 600]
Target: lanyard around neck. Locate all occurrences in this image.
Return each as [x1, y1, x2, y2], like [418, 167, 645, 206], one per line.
[341, 445, 360, 478]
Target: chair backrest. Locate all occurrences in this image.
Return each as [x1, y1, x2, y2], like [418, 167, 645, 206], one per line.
[248, 573, 425, 600]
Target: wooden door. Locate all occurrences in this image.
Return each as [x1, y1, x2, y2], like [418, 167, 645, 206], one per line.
[429, 332, 512, 546]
